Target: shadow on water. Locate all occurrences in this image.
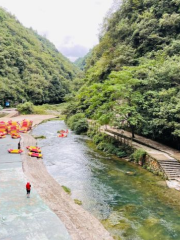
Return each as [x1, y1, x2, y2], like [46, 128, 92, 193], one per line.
[32, 120, 180, 240]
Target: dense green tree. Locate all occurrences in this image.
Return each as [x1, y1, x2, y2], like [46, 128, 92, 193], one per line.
[67, 0, 180, 149]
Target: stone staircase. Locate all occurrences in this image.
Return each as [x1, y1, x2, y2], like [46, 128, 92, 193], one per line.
[100, 125, 180, 181]
[158, 159, 180, 180]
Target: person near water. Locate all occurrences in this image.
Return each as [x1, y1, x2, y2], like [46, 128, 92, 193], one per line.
[26, 182, 31, 198]
[18, 141, 20, 149]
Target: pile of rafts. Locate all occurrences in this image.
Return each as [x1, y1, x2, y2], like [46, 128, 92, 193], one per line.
[0, 121, 7, 138]
[27, 146, 42, 158]
[19, 119, 33, 133]
[0, 119, 33, 139]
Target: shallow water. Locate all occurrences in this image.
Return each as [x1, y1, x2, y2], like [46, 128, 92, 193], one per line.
[32, 121, 180, 240]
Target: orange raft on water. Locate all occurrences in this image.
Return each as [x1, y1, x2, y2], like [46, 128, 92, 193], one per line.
[8, 149, 23, 154]
[58, 133, 67, 138]
[58, 129, 68, 138]
[60, 129, 69, 134]
[28, 152, 43, 158]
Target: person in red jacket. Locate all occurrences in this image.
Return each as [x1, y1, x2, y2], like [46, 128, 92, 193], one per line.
[26, 182, 31, 198]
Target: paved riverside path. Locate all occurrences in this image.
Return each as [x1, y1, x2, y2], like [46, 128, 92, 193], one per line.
[0, 135, 71, 240]
[99, 125, 180, 190]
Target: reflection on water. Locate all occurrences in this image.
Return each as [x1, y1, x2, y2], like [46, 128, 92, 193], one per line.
[32, 121, 180, 240]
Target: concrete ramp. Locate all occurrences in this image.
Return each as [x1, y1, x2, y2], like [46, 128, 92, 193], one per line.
[0, 136, 71, 240]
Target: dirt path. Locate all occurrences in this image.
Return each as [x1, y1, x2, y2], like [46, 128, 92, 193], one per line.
[21, 133, 113, 240]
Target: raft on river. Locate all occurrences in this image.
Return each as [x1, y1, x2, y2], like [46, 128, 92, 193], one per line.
[8, 149, 23, 154]
[26, 146, 41, 153]
[28, 152, 43, 158]
[58, 129, 69, 138]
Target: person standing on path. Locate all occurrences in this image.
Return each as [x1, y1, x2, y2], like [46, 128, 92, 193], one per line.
[18, 140, 20, 149]
[26, 182, 31, 198]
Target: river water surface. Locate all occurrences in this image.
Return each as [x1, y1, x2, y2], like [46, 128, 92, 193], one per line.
[32, 120, 180, 240]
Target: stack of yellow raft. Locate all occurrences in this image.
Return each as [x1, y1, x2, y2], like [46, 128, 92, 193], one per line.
[27, 146, 43, 158]
[0, 121, 7, 138]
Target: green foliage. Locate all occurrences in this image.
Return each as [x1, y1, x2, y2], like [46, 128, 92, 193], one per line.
[66, 113, 88, 134]
[66, 0, 180, 149]
[62, 185, 71, 194]
[17, 101, 34, 114]
[97, 142, 129, 157]
[74, 199, 82, 205]
[74, 50, 92, 70]
[0, 113, 7, 117]
[34, 135, 46, 139]
[93, 133, 106, 144]
[0, 7, 79, 106]
[89, 131, 132, 157]
[130, 149, 146, 163]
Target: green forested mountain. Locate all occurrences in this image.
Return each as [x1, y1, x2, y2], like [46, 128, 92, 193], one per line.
[69, 0, 180, 148]
[74, 51, 92, 70]
[0, 7, 78, 105]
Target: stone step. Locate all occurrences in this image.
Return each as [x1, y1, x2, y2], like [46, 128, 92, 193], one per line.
[160, 166, 180, 169]
[165, 171, 180, 174]
[158, 159, 177, 162]
[163, 166, 180, 168]
[159, 161, 180, 163]
[164, 169, 180, 171]
[159, 161, 180, 164]
[160, 164, 180, 168]
[167, 176, 180, 179]
[159, 163, 180, 166]
[160, 166, 180, 168]
[167, 174, 180, 177]
[159, 162, 180, 165]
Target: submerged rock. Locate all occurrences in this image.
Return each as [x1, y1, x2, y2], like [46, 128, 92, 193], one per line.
[126, 171, 136, 176]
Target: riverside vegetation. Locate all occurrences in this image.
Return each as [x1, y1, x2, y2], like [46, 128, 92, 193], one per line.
[2, 1, 180, 167]
[66, 0, 180, 151]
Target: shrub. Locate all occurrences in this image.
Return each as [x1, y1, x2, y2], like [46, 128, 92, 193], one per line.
[93, 133, 106, 144]
[34, 135, 46, 139]
[130, 149, 146, 163]
[74, 199, 82, 205]
[33, 105, 46, 114]
[67, 113, 88, 134]
[62, 185, 71, 194]
[17, 102, 34, 114]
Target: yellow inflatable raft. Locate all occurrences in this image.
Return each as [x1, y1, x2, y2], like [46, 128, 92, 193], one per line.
[8, 149, 23, 154]
[28, 152, 42, 158]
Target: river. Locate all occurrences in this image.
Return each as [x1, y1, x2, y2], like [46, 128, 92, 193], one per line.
[32, 120, 180, 240]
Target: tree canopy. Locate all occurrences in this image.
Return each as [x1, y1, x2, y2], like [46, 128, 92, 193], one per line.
[68, 0, 180, 149]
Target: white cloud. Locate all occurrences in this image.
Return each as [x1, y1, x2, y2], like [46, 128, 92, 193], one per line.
[0, 0, 114, 61]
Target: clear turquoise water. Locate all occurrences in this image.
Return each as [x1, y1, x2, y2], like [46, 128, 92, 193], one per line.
[32, 121, 180, 240]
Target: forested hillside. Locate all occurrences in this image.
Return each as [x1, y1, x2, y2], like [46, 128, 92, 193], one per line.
[0, 7, 78, 105]
[74, 51, 92, 70]
[69, 0, 180, 149]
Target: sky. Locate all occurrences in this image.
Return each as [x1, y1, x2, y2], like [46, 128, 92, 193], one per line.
[0, 0, 114, 61]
